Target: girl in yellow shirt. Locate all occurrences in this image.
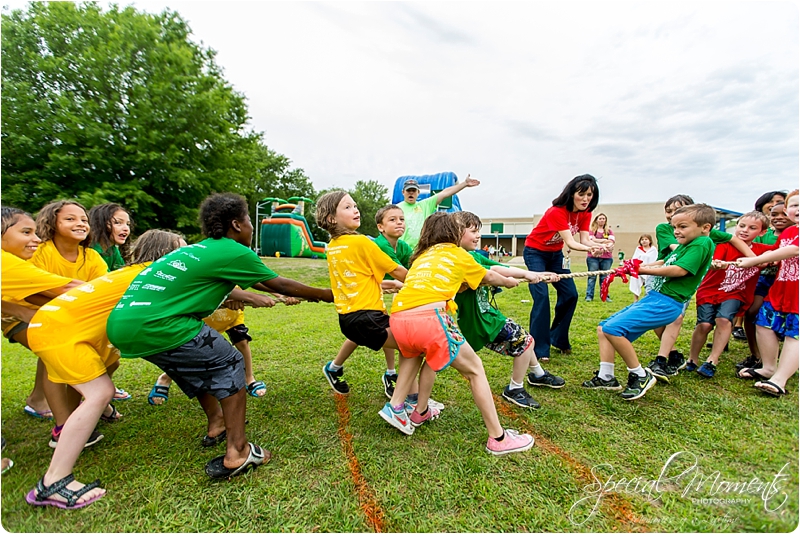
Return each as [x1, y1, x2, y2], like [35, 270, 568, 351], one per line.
[381, 213, 535, 456]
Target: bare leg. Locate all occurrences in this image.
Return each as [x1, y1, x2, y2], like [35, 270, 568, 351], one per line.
[42, 379, 70, 427]
[657, 315, 684, 355]
[333, 339, 358, 367]
[512, 347, 533, 384]
[383, 348, 396, 370]
[413, 362, 436, 414]
[603, 333, 641, 369]
[40, 374, 114, 504]
[219, 389, 249, 469]
[449, 344, 503, 439]
[707, 318, 732, 365]
[689, 323, 713, 365]
[753, 326, 779, 377]
[235, 340, 263, 396]
[597, 326, 616, 363]
[762, 337, 799, 390]
[389, 356, 422, 407]
[150, 373, 173, 405]
[744, 297, 764, 360]
[27, 359, 51, 413]
[196, 393, 226, 439]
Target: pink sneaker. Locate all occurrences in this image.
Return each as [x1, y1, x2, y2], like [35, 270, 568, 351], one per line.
[409, 406, 441, 427]
[485, 429, 534, 456]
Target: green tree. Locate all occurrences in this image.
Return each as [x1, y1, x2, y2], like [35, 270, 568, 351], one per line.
[1, 2, 261, 235]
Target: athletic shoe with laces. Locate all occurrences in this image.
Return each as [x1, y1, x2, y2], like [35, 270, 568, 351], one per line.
[409, 406, 441, 427]
[379, 402, 414, 435]
[526, 370, 566, 389]
[732, 326, 747, 340]
[647, 356, 671, 383]
[735, 355, 759, 373]
[382, 372, 397, 399]
[666, 351, 687, 375]
[696, 361, 717, 378]
[485, 429, 534, 456]
[49, 428, 104, 449]
[323, 362, 350, 395]
[501, 386, 541, 409]
[404, 397, 445, 414]
[581, 371, 623, 390]
[620, 369, 656, 400]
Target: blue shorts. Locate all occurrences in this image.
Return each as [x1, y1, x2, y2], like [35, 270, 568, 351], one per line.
[600, 291, 684, 342]
[754, 274, 776, 298]
[696, 300, 741, 325]
[754, 301, 799, 339]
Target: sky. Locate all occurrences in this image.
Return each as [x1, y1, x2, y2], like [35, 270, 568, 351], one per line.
[16, 1, 800, 216]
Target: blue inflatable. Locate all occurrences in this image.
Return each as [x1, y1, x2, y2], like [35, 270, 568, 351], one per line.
[391, 172, 462, 212]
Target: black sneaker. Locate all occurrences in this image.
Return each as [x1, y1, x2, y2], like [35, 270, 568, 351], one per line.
[49, 428, 104, 449]
[323, 362, 350, 395]
[620, 369, 656, 401]
[382, 372, 397, 399]
[732, 327, 747, 340]
[735, 355, 759, 373]
[647, 356, 671, 383]
[501, 386, 540, 409]
[667, 351, 687, 375]
[526, 370, 566, 389]
[581, 371, 623, 391]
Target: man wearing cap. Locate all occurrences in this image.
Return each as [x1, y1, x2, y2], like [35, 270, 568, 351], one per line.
[399, 174, 481, 249]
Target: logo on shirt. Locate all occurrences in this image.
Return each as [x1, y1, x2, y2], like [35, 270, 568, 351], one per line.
[129, 301, 151, 306]
[56, 294, 77, 302]
[141, 283, 166, 292]
[39, 304, 60, 312]
[168, 260, 187, 271]
[719, 265, 759, 293]
[76, 284, 95, 293]
[140, 268, 152, 276]
[154, 271, 176, 282]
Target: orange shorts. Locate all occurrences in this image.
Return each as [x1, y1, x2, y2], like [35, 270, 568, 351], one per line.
[389, 308, 465, 372]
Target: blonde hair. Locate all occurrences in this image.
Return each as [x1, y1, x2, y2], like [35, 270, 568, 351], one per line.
[315, 190, 358, 239]
[591, 213, 609, 236]
[738, 211, 770, 232]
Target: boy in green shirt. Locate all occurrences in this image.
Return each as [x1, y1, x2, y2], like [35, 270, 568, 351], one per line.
[453, 212, 565, 409]
[583, 204, 716, 401]
[108, 193, 333, 479]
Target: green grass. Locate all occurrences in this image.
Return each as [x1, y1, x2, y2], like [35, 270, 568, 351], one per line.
[2, 257, 798, 532]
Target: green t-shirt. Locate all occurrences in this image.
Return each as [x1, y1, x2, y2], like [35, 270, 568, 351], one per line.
[91, 243, 125, 271]
[373, 233, 412, 279]
[107, 237, 278, 358]
[398, 195, 439, 249]
[753, 228, 778, 245]
[454, 251, 507, 350]
[650, 235, 715, 303]
[656, 223, 732, 261]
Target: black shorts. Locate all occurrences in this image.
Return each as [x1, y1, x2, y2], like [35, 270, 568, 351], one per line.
[226, 323, 252, 345]
[338, 310, 390, 351]
[144, 324, 245, 400]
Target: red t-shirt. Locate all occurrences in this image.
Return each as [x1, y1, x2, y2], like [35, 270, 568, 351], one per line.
[766, 225, 799, 314]
[695, 241, 774, 308]
[525, 206, 592, 252]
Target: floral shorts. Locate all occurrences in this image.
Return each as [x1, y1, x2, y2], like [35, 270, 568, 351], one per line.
[486, 319, 534, 357]
[755, 301, 799, 340]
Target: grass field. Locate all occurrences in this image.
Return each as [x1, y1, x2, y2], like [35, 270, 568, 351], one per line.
[1, 257, 798, 532]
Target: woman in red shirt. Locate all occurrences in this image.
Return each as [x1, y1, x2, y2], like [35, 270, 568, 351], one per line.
[523, 175, 608, 360]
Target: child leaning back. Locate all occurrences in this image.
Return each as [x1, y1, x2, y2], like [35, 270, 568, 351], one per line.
[381, 212, 534, 455]
[583, 204, 716, 401]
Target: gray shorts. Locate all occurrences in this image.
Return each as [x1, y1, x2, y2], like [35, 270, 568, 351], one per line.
[144, 324, 245, 400]
[696, 300, 741, 325]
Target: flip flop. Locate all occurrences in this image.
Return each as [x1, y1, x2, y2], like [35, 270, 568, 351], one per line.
[25, 474, 105, 509]
[202, 430, 227, 448]
[754, 380, 787, 397]
[2, 459, 13, 475]
[23, 405, 53, 420]
[205, 442, 269, 480]
[99, 404, 122, 423]
[148, 383, 171, 405]
[112, 387, 131, 401]
[246, 380, 266, 398]
[737, 367, 770, 381]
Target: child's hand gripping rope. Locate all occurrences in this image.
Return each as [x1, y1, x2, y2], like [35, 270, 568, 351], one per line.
[598, 259, 642, 301]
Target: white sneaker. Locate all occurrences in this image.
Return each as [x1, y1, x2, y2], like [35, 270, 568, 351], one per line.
[379, 403, 414, 435]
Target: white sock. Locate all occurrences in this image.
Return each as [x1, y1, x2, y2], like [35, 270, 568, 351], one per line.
[386, 368, 396, 376]
[599, 362, 615, 380]
[627, 365, 646, 378]
[509, 379, 524, 390]
[328, 362, 343, 372]
[529, 364, 545, 378]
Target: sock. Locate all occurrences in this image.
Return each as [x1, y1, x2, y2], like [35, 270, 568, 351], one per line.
[52, 424, 64, 436]
[328, 362, 343, 372]
[628, 365, 646, 378]
[406, 393, 419, 403]
[386, 368, 396, 376]
[493, 431, 505, 442]
[529, 364, 545, 378]
[392, 403, 405, 413]
[509, 379, 524, 390]
[418, 407, 429, 416]
[599, 362, 615, 380]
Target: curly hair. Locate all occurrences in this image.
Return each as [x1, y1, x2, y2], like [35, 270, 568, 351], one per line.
[315, 190, 359, 239]
[35, 200, 91, 247]
[88, 203, 133, 262]
[453, 211, 482, 230]
[199, 193, 249, 239]
[130, 229, 184, 264]
[409, 212, 462, 264]
[1, 206, 33, 236]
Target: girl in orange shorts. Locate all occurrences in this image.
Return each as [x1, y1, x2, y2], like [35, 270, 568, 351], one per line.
[379, 212, 535, 456]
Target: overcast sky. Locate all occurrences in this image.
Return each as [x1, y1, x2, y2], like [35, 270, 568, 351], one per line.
[58, 2, 800, 215]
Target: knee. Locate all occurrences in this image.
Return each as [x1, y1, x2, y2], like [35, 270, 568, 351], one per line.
[697, 322, 713, 335]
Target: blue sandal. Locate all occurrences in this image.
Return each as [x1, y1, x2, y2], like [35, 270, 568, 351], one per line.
[246, 381, 266, 398]
[148, 383, 170, 405]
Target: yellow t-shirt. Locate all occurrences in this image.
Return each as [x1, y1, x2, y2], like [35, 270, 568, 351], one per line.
[392, 244, 486, 312]
[326, 234, 399, 314]
[30, 240, 108, 281]
[203, 308, 245, 333]
[1, 250, 73, 335]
